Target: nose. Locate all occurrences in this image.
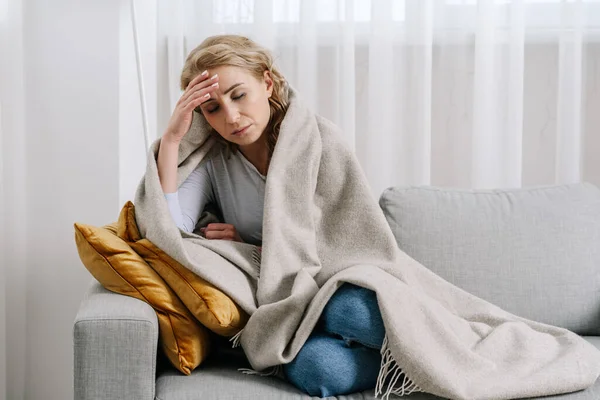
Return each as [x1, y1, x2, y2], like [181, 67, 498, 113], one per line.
[223, 103, 240, 125]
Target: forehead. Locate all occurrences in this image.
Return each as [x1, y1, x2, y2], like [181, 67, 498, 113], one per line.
[207, 65, 259, 83]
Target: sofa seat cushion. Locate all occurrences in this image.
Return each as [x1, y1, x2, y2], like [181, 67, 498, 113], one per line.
[155, 337, 600, 400]
[379, 183, 600, 336]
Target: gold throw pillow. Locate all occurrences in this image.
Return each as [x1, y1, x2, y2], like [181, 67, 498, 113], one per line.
[74, 221, 210, 375]
[118, 201, 249, 337]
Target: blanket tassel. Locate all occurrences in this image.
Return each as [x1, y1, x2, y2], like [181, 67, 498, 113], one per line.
[229, 328, 244, 348]
[375, 335, 423, 399]
[251, 247, 262, 266]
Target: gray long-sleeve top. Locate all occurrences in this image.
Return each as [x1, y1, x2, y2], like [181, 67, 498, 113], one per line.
[164, 146, 265, 246]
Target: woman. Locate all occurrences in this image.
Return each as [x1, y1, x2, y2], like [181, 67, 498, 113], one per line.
[157, 34, 385, 397]
[139, 33, 599, 400]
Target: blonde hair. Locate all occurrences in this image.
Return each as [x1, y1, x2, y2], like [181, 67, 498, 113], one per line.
[180, 34, 289, 161]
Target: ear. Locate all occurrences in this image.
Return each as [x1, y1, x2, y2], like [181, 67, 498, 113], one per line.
[263, 70, 274, 98]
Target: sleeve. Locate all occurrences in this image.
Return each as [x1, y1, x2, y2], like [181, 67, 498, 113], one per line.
[164, 161, 215, 233]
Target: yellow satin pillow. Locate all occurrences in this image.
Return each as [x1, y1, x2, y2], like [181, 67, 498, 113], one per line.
[118, 201, 249, 337]
[74, 219, 210, 375]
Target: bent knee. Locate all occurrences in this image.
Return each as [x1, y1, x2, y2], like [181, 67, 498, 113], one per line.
[321, 284, 385, 348]
[284, 332, 380, 397]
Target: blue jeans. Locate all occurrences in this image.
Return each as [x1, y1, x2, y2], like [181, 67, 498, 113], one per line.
[284, 284, 385, 397]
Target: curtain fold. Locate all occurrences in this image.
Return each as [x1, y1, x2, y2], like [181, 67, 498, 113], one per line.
[157, 0, 600, 194]
[556, 0, 584, 184]
[364, 0, 394, 193]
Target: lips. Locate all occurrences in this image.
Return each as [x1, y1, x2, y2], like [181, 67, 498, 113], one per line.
[232, 125, 250, 136]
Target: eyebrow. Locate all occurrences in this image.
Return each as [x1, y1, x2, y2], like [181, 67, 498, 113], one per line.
[203, 82, 244, 103]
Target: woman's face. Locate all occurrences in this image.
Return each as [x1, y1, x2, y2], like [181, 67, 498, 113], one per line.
[198, 65, 273, 147]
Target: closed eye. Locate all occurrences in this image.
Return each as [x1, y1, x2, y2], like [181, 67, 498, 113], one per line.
[205, 93, 246, 114]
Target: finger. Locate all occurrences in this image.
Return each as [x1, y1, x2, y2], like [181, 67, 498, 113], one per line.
[182, 83, 219, 111]
[181, 81, 218, 111]
[206, 223, 233, 231]
[177, 70, 208, 106]
[183, 92, 210, 113]
[186, 70, 209, 90]
[177, 70, 211, 105]
[184, 73, 218, 100]
[204, 230, 235, 241]
[180, 73, 219, 105]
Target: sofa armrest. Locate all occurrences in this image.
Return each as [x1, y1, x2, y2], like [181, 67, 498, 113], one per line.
[73, 279, 158, 400]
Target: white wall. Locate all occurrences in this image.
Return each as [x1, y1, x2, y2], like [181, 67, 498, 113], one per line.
[21, 1, 120, 399]
[0, 0, 149, 397]
[119, 0, 157, 206]
[0, 5, 17, 400]
[0, 96, 6, 400]
[1, 0, 27, 398]
[0, 36, 9, 400]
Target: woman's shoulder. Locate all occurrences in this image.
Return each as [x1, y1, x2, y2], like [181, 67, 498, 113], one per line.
[312, 115, 355, 157]
[314, 115, 342, 135]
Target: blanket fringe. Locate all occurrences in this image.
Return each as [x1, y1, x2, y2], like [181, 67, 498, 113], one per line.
[238, 364, 282, 377]
[375, 335, 423, 399]
[229, 328, 244, 348]
[252, 247, 262, 267]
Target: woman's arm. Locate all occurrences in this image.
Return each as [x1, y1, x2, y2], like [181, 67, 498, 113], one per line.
[158, 69, 218, 194]
[157, 136, 180, 193]
[163, 159, 214, 233]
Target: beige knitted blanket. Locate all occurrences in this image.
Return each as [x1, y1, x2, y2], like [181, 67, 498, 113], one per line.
[134, 88, 600, 399]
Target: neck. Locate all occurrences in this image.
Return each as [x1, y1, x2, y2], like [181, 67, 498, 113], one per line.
[239, 135, 269, 176]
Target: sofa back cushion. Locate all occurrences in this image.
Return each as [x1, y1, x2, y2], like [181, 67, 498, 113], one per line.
[379, 183, 600, 335]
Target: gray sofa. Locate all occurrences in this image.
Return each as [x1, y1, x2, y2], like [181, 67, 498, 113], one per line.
[73, 183, 600, 400]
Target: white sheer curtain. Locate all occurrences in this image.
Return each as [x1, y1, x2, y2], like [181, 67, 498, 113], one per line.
[157, 0, 600, 196]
